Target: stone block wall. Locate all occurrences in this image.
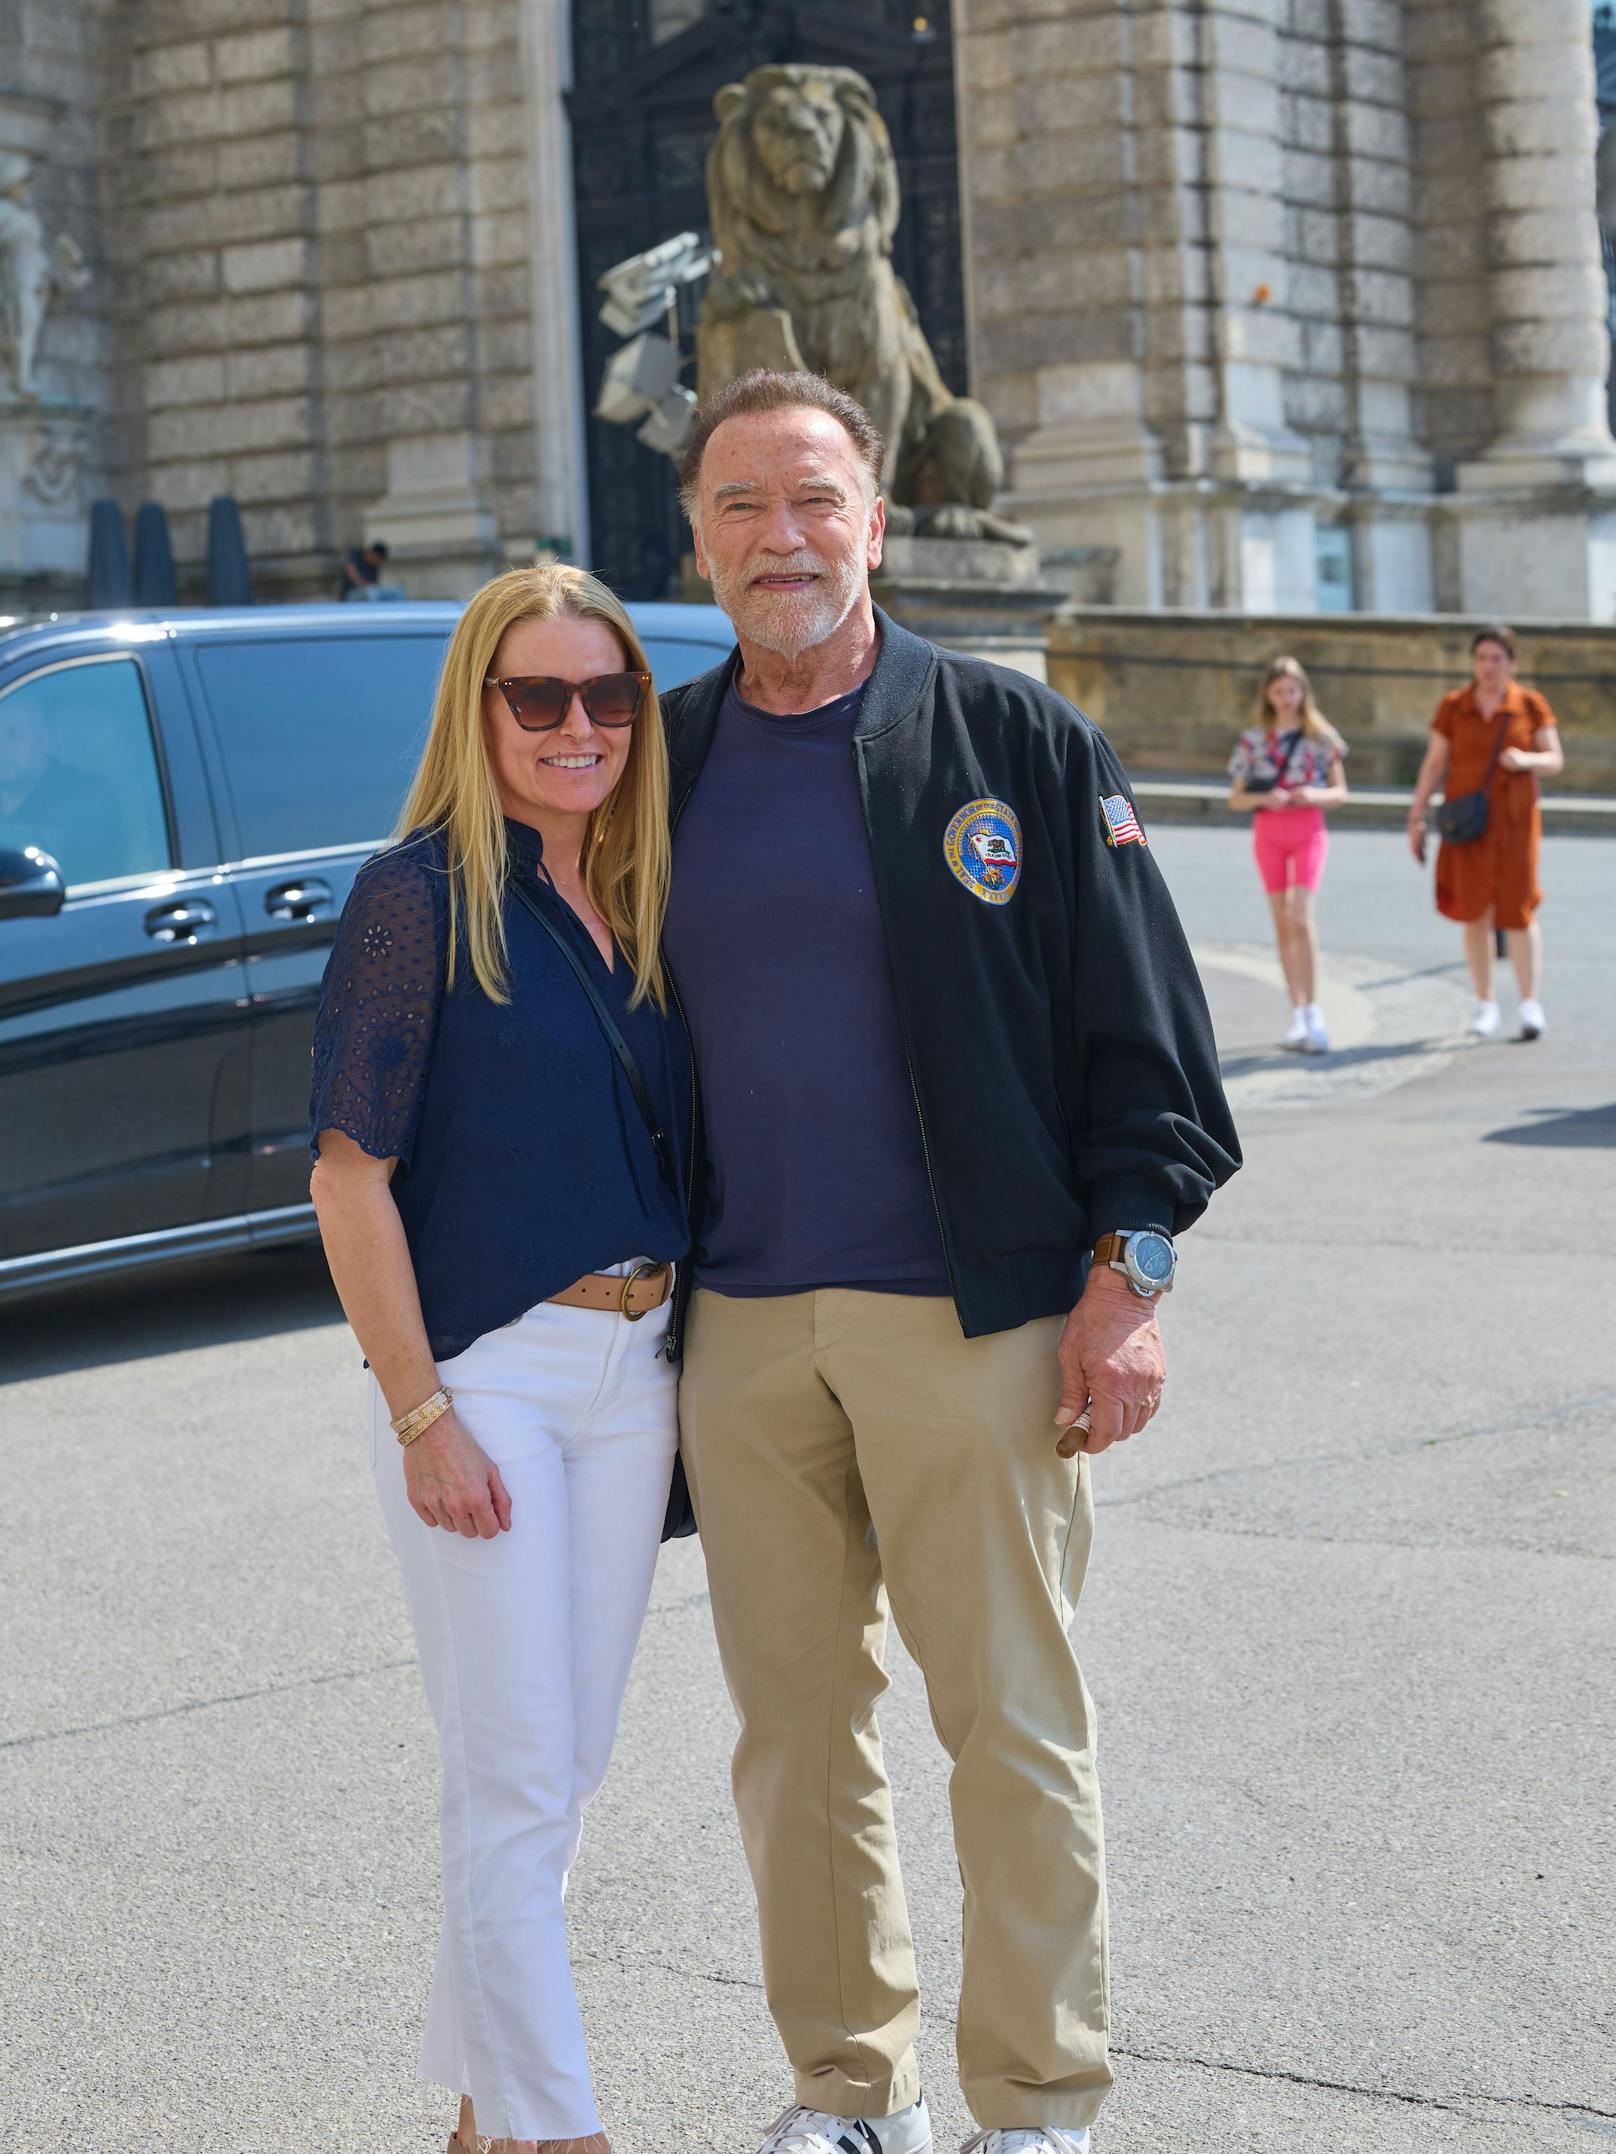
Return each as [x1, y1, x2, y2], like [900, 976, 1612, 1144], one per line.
[1278, 0, 1425, 493]
[1405, 0, 1494, 479]
[959, 0, 1616, 619]
[1047, 606, 1616, 790]
[90, 0, 540, 598]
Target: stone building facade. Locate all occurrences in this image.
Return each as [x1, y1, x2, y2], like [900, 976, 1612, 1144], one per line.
[965, 0, 1616, 617]
[1, 0, 1611, 619]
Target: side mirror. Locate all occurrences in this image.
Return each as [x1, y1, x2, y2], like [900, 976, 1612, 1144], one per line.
[0, 846, 66, 919]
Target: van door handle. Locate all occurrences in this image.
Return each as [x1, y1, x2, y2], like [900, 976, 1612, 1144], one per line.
[144, 898, 217, 945]
[264, 878, 333, 922]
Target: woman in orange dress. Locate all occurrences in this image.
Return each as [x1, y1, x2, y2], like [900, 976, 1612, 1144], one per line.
[1407, 624, 1564, 1040]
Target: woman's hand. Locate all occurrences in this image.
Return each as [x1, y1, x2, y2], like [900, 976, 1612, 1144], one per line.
[1498, 745, 1531, 773]
[1289, 784, 1318, 806]
[1268, 784, 1293, 808]
[402, 1409, 513, 1537]
[1406, 809, 1427, 864]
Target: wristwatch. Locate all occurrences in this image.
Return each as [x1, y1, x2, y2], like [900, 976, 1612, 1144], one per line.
[1092, 1228, 1177, 1298]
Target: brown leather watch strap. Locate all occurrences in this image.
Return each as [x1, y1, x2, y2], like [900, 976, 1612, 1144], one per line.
[1091, 1233, 1130, 1266]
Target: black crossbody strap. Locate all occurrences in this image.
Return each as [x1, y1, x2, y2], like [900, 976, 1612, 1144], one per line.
[507, 874, 677, 1194]
[1481, 706, 1512, 786]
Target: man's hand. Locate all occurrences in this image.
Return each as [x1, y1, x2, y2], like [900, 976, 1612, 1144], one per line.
[1055, 1265, 1167, 1457]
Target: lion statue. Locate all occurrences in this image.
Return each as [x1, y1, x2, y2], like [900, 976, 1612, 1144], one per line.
[696, 64, 1030, 545]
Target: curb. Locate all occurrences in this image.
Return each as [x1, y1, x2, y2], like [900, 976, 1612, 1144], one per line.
[1133, 780, 1616, 837]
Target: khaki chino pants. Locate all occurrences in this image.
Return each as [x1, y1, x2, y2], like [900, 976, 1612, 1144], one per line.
[680, 1287, 1111, 2133]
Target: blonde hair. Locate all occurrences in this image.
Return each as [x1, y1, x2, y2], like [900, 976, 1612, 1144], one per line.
[396, 564, 671, 1009]
[1259, 654, 1344, 753]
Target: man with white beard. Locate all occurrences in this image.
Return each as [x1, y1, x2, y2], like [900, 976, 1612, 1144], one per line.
[659, 370, 1239, 2154]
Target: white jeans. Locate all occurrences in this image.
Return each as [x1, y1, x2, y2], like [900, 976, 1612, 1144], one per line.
[369, 1278, 678, 2140]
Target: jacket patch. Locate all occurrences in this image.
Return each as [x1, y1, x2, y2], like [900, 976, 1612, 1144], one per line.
[1101, 792, 1147, 848]
[943, 797, 1022, 904]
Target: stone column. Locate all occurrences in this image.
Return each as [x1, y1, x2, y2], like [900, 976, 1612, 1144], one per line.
[1466, 0, 1614, 475]
[1452, 0, 1616, 615]
[518, 0, 590, 561]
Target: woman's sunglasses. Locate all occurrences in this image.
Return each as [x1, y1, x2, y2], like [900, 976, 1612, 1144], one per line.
[484, 671, 652, 731]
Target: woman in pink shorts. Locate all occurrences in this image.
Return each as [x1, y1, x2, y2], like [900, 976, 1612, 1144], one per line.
[1228, 655, 1349, 1052]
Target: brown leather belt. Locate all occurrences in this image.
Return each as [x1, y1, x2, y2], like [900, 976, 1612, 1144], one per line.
[548, 1261, 673, 1321]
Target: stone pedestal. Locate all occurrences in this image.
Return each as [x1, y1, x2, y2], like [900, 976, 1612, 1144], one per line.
[870, 536, 1060, 681]
[0, 398, 95, 605]
[364, 433, 506, 601]
[1441, 490, 1616, 622]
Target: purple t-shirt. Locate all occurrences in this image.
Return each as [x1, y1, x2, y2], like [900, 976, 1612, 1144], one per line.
[664, 676, 950, 1297]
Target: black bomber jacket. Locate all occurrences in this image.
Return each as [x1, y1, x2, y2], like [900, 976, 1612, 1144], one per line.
[661, 607, 1241, 1346]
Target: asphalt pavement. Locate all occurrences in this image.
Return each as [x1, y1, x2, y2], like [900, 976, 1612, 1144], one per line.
[3, 823, 1612, 2153]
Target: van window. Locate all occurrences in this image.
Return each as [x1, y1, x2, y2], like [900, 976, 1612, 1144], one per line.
[0, 657, 171, 888]
[194, 635, 448, 858]
[641, 637, 731, 691]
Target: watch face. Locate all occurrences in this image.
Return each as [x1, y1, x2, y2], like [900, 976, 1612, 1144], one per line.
[1132, 1233, 1175, 1283]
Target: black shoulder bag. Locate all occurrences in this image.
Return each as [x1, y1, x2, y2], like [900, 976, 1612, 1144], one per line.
[507, 873, 696, 1542]
[1241, 727, 1304, 795]
[1435, 709, 1511, 846]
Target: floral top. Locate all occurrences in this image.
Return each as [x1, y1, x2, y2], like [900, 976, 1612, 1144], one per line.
[308, 819, 692, 1361]
[1227, 725, 1346, 791]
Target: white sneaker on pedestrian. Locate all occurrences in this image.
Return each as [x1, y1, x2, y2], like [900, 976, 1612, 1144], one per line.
[1282, 1007, 1308, 1050]
[1518, 997, 1545, 1040]
[1301, 1003, 1329, 1054]
[960, 2130, 1091, 2154]
[1468, 998, 1501, 1038]
[756, 2098, 933, 2154]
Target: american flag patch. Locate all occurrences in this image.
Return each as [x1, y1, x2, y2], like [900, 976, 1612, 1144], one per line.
[1101, 792, 1146, 848]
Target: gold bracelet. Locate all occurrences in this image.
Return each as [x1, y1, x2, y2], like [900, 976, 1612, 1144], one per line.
[391, 1386, 452, 1446]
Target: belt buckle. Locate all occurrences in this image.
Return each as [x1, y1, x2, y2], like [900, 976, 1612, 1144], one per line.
[619, 1260, 658, 1320]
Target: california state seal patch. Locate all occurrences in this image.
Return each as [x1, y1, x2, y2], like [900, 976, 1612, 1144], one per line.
[943, 797, 1022, 905]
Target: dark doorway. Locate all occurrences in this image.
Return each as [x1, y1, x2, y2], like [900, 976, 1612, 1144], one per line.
[570, 0, 964, 600]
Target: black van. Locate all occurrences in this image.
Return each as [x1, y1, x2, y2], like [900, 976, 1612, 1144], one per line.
[0, 599, 734, 1300]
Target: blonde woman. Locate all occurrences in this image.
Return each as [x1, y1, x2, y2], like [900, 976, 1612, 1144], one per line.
[309, 565, 692, 2154]
[1228, 655, 1349, 1052]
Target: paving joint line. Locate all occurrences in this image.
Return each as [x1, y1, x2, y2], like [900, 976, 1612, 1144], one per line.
[1095, 1385, 1616, 1515]
[0, 1594, 717, 1755]
[0, 1655, 418, 1754]
[1107, 2045, 1616, 2127]
[576, 1954, 1615, 2126]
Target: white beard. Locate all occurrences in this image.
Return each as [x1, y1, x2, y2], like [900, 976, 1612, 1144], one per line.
[707, 547, 865, 659]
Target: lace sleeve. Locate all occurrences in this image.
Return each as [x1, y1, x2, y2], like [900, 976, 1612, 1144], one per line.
[309, 843, 444, 1166]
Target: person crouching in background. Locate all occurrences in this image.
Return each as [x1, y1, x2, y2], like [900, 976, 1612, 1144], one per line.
[1228, 655, 1349, 1053]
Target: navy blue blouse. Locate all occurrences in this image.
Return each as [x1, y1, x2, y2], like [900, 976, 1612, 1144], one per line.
[309, 819, 692, 1361]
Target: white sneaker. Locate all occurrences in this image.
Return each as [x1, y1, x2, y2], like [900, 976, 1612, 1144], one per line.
[1468, 998, 1501, 1038]
[1301, 1003, 1329, 1054]
[1282, 1007, 1308, 1050]
[961, 2131, 1091, 2154]
[1518, 998, 1545, 1040]
[757, 2098, 933, 2154]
